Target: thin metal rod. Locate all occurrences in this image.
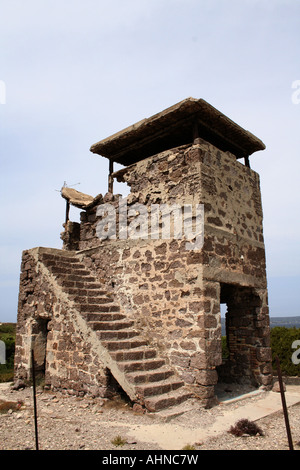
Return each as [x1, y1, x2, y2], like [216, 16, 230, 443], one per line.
[276, 355, 294, 450]
[31, 349, 39, 451]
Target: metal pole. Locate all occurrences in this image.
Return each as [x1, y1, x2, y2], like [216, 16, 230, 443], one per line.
[276, 355, 294, 450]
[31, 349, 39, 451]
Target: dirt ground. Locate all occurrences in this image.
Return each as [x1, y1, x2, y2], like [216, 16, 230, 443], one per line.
[1, 381, 300, 451]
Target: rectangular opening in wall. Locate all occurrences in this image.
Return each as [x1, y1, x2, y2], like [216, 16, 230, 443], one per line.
[112, 163, 131, 198]
[220, 302, 229, 362]
[31, 318, 49, 383]
[215, 283, 262, 401]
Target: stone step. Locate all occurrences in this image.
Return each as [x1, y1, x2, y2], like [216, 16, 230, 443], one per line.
[111, 348, 157, 362]
[79, 301, 117, 312]
[101, 338, 148, 351]
[135, 378, 184, 398]
[79, 305, 121, 314]
[118, 358, 165, 373]
[88, 319, 135, 331]
[40, 254, 82, 266]
[67, 288, 109, 297]
[64, 274, 97, 283]
[49, 259, 85, 268]
[64, 281, 104, 290]
[143, 388, 193, 412]
[72, 295, 114, 304]
[126, 366, 175, 385]
[83, 312, 126, 322]
[78, 282, 103, 290]
[96, 329, 139, 340]
[49, 266, 91, 276]
[77, 303, 120, 314]
[50, 256, 84, 269]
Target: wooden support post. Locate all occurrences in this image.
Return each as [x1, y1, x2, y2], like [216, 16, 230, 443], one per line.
[108, 159, 114, 193]
[65, 200, 70, 224]
[193, 120, 199, 143]
[244, 155, 250, 168]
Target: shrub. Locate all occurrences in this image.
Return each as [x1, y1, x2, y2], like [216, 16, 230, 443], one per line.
[0, 399, 23, 414]
[228, 419, 264, 437]
[0, 323, 16, 383]
[111, 435, 127, 447]
[221, 336, 229, 359]
[270, 327, 300, 376]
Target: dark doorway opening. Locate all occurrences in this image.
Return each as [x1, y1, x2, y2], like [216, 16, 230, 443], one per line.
[216, 283, 262, 400]
[31, 318, 49, 383]
[104, 368, 134, 408]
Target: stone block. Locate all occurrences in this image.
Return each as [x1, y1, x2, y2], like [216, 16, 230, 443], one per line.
[195, 369, 218, 386]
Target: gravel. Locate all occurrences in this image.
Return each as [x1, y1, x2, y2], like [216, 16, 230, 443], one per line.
[1, 382, 300, 451]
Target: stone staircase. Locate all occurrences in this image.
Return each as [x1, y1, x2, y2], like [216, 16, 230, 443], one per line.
[39, 250, 193, 412]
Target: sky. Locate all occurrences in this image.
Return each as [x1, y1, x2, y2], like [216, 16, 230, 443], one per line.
[0, 0, 299, 322]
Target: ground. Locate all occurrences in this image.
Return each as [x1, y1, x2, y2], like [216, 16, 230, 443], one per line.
[1, 382, 300, 451]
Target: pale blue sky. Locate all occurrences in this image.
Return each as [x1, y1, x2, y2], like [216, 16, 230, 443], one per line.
[0, 0, 299, 322]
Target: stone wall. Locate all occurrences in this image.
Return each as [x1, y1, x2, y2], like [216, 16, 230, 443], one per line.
[72, 138, 272, 398]
[15, 248, 110, 397]
[78, 138, 267, 286]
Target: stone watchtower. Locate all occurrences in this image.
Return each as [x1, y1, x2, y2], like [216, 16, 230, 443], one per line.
[15, 98, 272, 410]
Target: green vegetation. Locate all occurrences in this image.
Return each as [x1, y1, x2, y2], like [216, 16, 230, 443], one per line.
[182, 444, 196, 450]
[0, 323, 16, 383]
[111, 435, 127, 447]
[221, 326, 300, 377]
[270, 327, 300, 376]
[221, 336, 229, 359]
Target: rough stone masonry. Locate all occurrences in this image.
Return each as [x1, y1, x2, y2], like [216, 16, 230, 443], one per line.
[14, 98, 272, 410]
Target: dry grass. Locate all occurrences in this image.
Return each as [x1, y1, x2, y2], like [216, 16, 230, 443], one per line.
[111, 435, 127, 447]
[0, 399, 23, 414]
[228, 418, 264, 437]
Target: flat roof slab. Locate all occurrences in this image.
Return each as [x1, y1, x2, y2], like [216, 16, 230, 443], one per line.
[90, 97, 265, 166]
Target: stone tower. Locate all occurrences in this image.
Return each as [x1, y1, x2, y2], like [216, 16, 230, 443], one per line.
[15, 98, 272, 410]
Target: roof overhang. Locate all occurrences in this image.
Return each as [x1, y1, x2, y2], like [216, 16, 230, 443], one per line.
[90, 97, 265, 166]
